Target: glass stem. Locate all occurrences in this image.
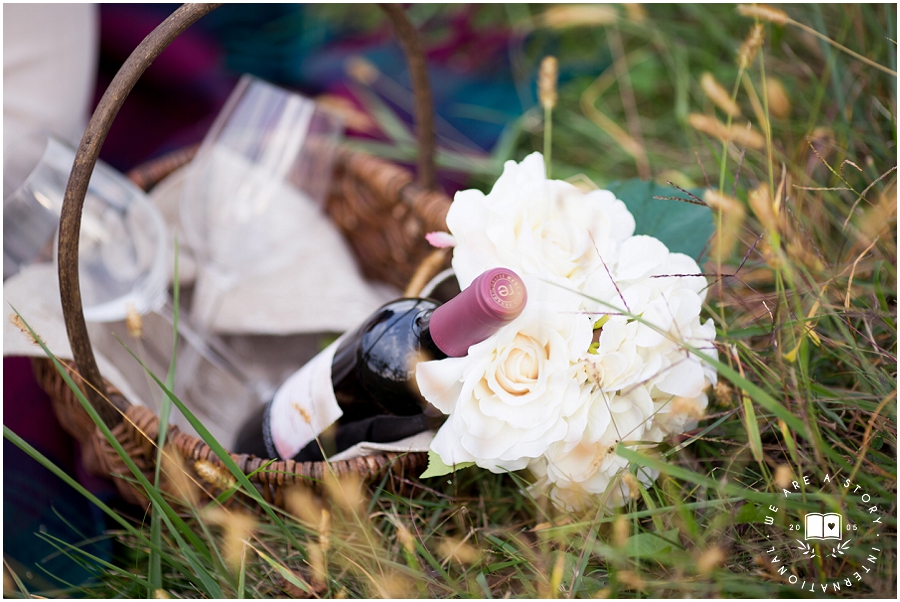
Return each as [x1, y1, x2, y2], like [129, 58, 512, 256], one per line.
[157, 296, 274, 402]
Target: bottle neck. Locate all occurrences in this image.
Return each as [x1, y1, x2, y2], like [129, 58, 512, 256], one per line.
[427, 268, 527, 357]
[416, 308, 448, 362]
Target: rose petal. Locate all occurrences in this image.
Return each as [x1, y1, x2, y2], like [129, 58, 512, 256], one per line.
[655, 357, 706, 398]
[416, 357, 467, 413]
[425, 231, 457, 248]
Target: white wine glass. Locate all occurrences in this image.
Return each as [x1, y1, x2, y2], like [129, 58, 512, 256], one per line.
[179, 74, 344, 399]
[3, 132, 257, 408]
[4, 132, 168, 321]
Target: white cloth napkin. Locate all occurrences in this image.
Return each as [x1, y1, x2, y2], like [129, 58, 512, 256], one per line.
[3, 264, 148, 409]
[150, 164, 399, 334]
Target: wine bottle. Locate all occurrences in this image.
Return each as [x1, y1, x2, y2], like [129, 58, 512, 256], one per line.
[234, 267, 527, 462]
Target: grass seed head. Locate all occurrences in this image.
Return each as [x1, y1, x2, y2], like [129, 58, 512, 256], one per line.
[162, 445, 199, 507]
[701, 72, 741, 117]
[737, 23, 765, 70]
[715, 380, 735, 406]
[285, 485, 323, 528]
[855, 182, 897, 249]
[696, 545, 727, 575]
[704, 190, 747, 264]
[688, 113, 765, 149]
[9, 313, 40, 346]
[345, 56, 379, 85]
[377, 572, 415, 599]
[748, 183, 780, 234]
[765, 77, 791, 119]
[438, 536, 482, 566]
[318, 508, 332, 553]
[774, 464, 794, 490]
[623, 3, 647, 23]
[539, 56, 559, 110]
[193, 459, 236, 491]
[539, 5, 617, 29]
[786, 239, 824, 273]
[125, 304, 143, 339]
[619, 472, 644, 500]
[612, 514, 630, 548]
[617, 570, 646, 591]
[202, 506, 257, 572]
[737, 4, 789, 26]
[324, 471, 365, 514]
[396, 523, 416, 554]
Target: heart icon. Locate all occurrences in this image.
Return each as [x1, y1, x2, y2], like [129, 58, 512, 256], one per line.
[828, 523, 835, 530]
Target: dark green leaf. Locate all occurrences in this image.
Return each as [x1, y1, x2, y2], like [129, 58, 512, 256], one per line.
[607, 179, 714, 261]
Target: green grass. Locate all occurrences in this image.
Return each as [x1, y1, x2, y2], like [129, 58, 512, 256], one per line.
[4, 3, 896, 598]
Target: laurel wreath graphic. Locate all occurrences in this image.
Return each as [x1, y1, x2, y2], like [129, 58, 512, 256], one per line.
[795, 539, 816, 558]
[829, 540, 852, 558]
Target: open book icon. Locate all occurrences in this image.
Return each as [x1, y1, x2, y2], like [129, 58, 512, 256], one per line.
[805, 512, 842, 540]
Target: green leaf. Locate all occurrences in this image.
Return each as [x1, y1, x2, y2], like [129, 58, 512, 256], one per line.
[623, 529, 679, 558]
[255, 548, 311, 594]
[420, 449, 474, 478]
[735, 502, 770, 524]
[607, 179, 714, 261]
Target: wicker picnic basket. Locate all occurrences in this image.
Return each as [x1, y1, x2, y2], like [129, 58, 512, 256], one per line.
[32, 3, 453, 509]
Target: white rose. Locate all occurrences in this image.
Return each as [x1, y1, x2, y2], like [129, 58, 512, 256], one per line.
[416, 304, 593, 472]
[446, 152, 635, 302]
[530, 460, 659, 512]
[529, 386, 660, 511]
[581, 235, 716, 401]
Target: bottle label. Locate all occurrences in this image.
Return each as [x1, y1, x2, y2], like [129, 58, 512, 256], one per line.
[267, 335, 345, 461]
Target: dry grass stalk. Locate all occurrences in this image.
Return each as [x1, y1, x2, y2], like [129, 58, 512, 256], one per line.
[705, 190, 748, 265]
[765, 77, 791, 119]
[738, 3, 896, 76]
[580, 49, 651, 169]
[737, 23, 765, 70]
[700, 72, 741, 117]
[539, 56, 559, 110]
[688, 113, 765, 149]
[538, 4, 617, 29]
[737, 4, 789, 26]
[740, 73, 770, 139]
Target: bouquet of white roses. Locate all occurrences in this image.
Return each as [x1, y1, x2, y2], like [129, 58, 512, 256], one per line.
[417, 152, 718, 511]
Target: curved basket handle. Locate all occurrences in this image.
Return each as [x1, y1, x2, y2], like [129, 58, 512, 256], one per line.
[380, 3, 436, 191]
[58, 4, 219, 427]
[58, 3, 437, 428]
